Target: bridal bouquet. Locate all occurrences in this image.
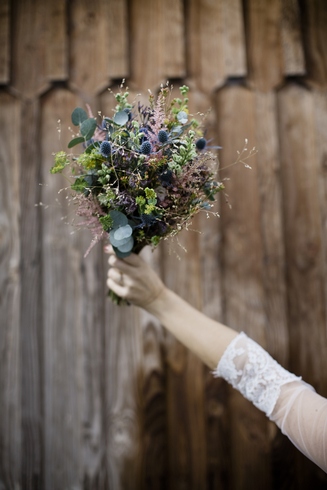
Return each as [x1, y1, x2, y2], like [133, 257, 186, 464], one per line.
[51, 84, 224, 303]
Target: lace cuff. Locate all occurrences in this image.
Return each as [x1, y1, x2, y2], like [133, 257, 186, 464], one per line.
[213, 332, 301, 417]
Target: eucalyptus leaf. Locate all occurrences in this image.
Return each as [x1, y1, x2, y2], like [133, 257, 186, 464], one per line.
[68, 136, 85, 148]
[85, 142, 100, 154]
[112, 245, 132, 258]
[71, 107, 88, 126]
[117, 236, 134, 253]
[177, 111, 188, 124]
[80, 118, 97, 140]
[114, 224, 132, 241]
[109, 229, 133, 247]
[113, 111, 129, 126]
[109, 210, 128, 228]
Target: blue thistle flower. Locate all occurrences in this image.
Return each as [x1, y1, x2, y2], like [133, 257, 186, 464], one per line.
[100, 141, 111, 157]
[158, 130, 168, 143]
[196, 138, 207, 150]
[140, 141, 152, 155]
[141, 213, 155, 225]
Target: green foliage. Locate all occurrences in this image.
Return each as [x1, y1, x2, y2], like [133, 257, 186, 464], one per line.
[80, 118, 97, 140]
[151, 235, 160, 246]
[50, 151, 70, 174]
[68, 136, 85, 148]
[71, 176, 86, 193]
[179, 85, 189, 96]
[99, 214, 114, 231]
[71, 107, 88, 126]
[145, 187, 156, 200]
[77, 149, 102, 170]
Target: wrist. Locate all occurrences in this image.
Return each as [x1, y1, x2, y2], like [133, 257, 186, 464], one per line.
[143, 284, 171, 317]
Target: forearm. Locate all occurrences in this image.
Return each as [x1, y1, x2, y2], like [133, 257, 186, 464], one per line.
[145, 287, 238, 369]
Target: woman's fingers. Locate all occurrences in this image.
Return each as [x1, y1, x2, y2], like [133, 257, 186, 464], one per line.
[107, 277, 128, 298]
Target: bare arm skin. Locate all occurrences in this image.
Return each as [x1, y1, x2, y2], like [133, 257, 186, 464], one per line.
[105, 247, 237, 370]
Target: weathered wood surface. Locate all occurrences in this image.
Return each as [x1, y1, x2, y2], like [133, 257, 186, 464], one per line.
[1, 0, 327, 487]
[278, 81, 327, 488]
[302, 0, 327, 88]
[254, 91, 289, 365]
[0, 0, 10, 84]
[20, 99, 44, 490]
[0, 92, 21, 490]
[162, 223, 207, 490]
[245, 0, 284, 91]
[280, 0, 305, 76]
[130, 0, 185, 91]
[11, 0, 50, 98]
[46, 0, 68, 81]
[217, 85, 271, 488]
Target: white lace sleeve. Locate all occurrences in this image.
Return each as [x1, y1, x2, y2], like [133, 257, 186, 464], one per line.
[213, 332, 327, 472]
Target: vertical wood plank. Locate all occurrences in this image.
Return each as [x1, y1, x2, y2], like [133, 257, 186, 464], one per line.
[222, 0, 247, 78]
[0, 92, 21, 490]
[20, 98, 43, 490]
[11, 0, 50, 98]
[302, 0, 327, 88]
[245, 0, 284, 91]
[105, 303, 144, 490]
[280, 0, 305, 76]
[41, 88, 84, 490]
[217, 85, 272, 488]
[278, 84, 327, 391]
[198, 0, 225, 93]
[187, 88, 231, 487]
[107, 0, 129, 80]
[278, 82, 327, 486]
[164, 0, 186, 80]
[313, 89, 327, 325]
[129, 0, 165, 91]
[0, 0, 10, 84]
[162, 221, 207, 490]
[254, 91, 289, 365]
[70, 0, 111, 96]
[139, 247, 167, 490]
[41, 88, 107, 489]
[46, 0, 68, 81]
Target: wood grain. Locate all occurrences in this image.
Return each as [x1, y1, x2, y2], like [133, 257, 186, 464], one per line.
[280, 0, 305, 76]
[41, 88, 107, 489]
[278, 84, 327, 392]
[313, 89, 327, 325]
[254, 91, 289, 365]
[19, 99, 43, 490]
[0, 92, 21, 490]
[164, 0, 186, 80]
[217, 85, 272, 487]
[302, 0, 327, 88]
[245, 0, 284, 91]
[0, 0, 10, 84]
[222, 0, 247, 78]
[139, 247, 167, 490]
[11, 0, 50, 98]
[69, 0, 111, 96]
[162, 222, 207, 490]
[199, 0, 226, 93]
[46, 0, 68, 81]
[278, 80, 327, 490]
[129, 0, 165, 92]
[104, 302, 144, 490]
[107, 0, 129, 80]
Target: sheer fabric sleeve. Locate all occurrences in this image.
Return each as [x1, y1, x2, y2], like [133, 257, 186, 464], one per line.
[213, 332, 327, 472]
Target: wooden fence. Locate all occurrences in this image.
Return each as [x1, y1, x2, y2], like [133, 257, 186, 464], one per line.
[1, 0, 327, 488]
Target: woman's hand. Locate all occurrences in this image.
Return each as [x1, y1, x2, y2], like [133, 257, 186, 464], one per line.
[104, 245, 166, 308]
